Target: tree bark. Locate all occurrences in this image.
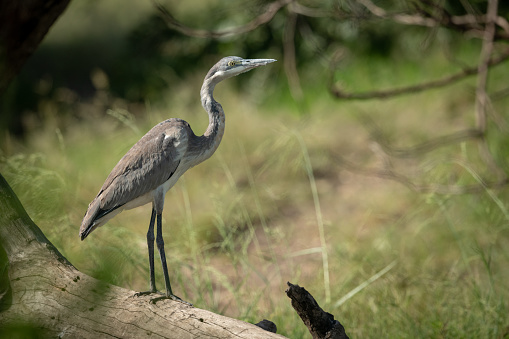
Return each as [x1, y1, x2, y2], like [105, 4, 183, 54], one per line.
[0, 173, 286, 338]
[286, 283, 349, 339]
[0, 0, 71, 95]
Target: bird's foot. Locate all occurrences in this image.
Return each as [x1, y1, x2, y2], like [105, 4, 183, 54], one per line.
[133, 289, 192, 306]
[133, 289, 163, 297]
[149, 293, 193, 306]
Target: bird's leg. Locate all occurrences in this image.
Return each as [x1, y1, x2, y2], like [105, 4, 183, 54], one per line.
[147, 208, 157, 292]
[156, 212, 173, 296]
[149, 213, 192, 306]
[134, 208, 160, 297]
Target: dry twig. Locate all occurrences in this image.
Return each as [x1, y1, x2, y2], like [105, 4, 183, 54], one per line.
[332, 153, 509, 195]
[356, 0, 509, 39]
[286, 282, 349, 339]
[330, 48, 509, 100]
[153, 0, 292, 38]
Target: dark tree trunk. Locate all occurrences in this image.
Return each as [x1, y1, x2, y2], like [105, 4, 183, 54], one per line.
[0, 0, 71, 95]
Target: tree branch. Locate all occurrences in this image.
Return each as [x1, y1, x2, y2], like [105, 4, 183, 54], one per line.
[285, 282, 349, 339]
[474, 0, 506, 179]
[283, 12, 304, 102]
[153, 0, 292, 38]
[356, 0, 509, 40]
[359, 113, 484, 158]
[330, 48, 509, 100]
[331, 152, 509, 195]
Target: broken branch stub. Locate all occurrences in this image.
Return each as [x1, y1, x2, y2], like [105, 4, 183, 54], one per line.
[286, 282, 349, 339]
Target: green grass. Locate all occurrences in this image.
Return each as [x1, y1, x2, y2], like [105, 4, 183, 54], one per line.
[2, 42, 509, 338]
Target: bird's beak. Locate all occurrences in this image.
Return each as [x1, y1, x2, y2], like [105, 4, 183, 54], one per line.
[241, 58, 277, 69]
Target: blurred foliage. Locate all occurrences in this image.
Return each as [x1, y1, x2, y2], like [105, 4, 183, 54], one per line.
[0, 323, 45, 339]
[0, 153, 66, 221]
[3, 0, 509, 137]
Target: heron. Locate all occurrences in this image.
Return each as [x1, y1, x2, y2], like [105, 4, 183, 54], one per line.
[79, 56, 276, 305]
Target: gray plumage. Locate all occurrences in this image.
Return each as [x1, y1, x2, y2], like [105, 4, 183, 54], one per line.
[79, 56, 276, 304]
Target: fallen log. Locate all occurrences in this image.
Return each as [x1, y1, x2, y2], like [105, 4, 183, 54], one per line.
[0, 173, 286, 338]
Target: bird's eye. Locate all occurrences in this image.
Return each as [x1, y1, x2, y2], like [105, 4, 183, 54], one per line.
[228, 60, 236, 67]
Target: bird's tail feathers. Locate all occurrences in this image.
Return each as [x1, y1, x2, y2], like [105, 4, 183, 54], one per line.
[79, 199, 101, 241]
[80, 198, 124, 240]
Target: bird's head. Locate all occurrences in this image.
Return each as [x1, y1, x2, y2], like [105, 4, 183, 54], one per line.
[205, 56, 277, 84]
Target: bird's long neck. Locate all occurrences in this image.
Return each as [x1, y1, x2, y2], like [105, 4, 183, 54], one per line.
[194, 76, 226, 162]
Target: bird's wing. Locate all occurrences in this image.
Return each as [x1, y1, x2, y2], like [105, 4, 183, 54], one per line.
[98, 119, 190, 210]
[80, 119, 191, 237]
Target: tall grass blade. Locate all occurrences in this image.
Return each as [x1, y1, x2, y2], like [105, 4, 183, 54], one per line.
[294, 131, 330, 303]
[334, 260, 397, 307]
